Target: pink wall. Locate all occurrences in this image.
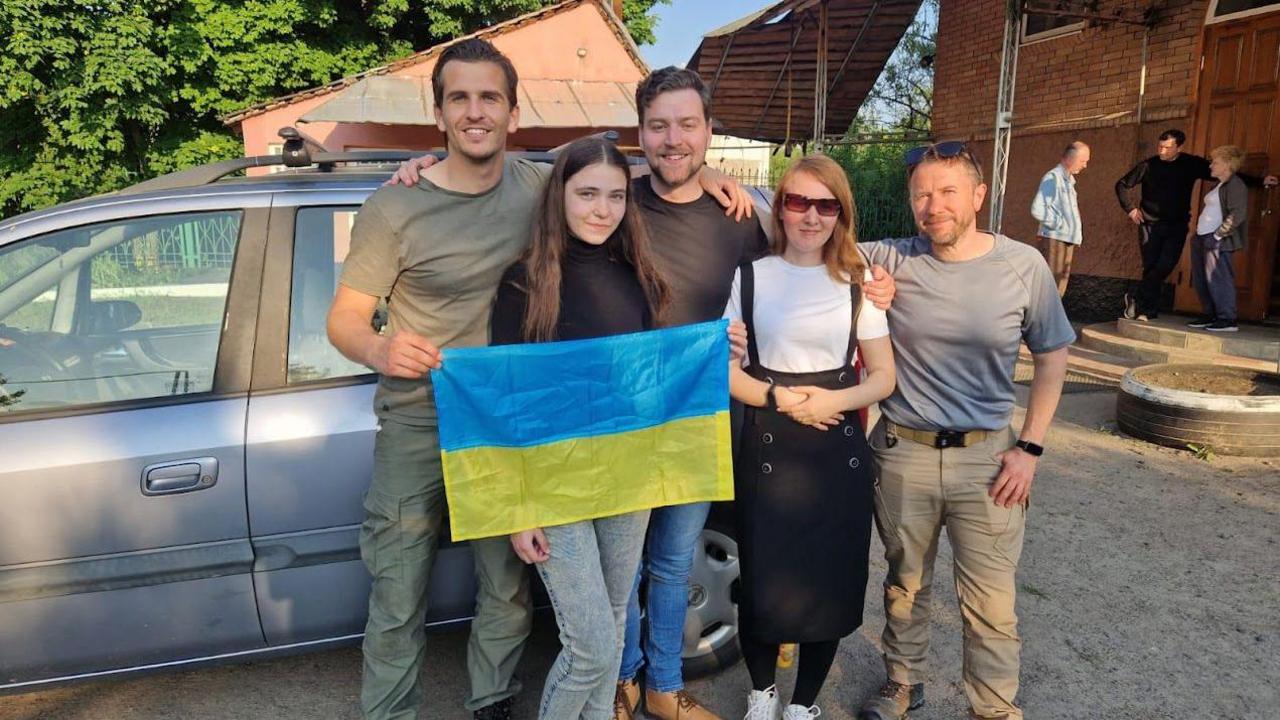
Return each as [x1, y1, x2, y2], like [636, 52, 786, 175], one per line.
[236, 2, 645, 172]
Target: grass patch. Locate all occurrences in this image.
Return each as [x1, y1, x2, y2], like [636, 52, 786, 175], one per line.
[1020, 582, 1050, 600]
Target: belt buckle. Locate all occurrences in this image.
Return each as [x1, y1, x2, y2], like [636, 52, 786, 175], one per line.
[934, 430, 964, 449]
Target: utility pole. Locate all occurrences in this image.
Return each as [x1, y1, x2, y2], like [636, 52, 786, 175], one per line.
[989, 0, 1022, 233]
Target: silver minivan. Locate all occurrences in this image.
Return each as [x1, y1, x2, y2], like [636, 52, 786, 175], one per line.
[0, 151, 742, 692]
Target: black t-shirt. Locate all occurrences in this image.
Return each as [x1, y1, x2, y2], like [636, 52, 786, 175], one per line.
[633, 177, 769, 326]
[491, 237, 651, 345]
[1115, 153, 1260, 224]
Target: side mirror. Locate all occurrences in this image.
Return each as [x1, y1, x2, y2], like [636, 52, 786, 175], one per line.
[83, 300, 142, 334]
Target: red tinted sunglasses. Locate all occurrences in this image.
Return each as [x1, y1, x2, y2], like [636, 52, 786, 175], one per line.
[782, 193, 841, 217]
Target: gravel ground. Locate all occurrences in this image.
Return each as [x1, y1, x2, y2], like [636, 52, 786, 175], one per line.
[3, 388, 1276, 720]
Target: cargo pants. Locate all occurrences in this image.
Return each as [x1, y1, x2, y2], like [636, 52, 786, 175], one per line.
[360, 419, 532, 720]
[869, 420, 1026, 720]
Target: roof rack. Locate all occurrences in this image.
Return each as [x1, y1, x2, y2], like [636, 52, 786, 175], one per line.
[118, 128, 630, 196]
[119, 151, 433, 196]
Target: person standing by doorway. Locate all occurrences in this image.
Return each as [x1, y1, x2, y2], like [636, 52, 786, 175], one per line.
[1031, 141, 1089, 296]
[1188, 145, 1250, 333]
[1114, 129, 1275, 321]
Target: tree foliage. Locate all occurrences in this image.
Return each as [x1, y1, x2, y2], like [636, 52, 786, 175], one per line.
[854, 0, 935, 133]
[0, 0, 668, 218]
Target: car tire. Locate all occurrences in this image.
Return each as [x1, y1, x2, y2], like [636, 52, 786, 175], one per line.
[1116, 363, 1280, 456]
[680, 516, 742, 678]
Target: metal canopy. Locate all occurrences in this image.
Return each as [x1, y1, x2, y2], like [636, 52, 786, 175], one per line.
[686, 0, 922, 146]
[299, 75, 640, 129]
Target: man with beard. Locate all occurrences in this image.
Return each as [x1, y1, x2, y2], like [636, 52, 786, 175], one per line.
[329, 41, 749, 720]
[855, 143, 1073, 720]
[611, 66, 770, 720]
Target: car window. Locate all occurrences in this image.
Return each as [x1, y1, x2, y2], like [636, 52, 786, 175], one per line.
[286, 207, 377, 384]
[0, 211, 242, 414]
[0, 244, 62, 332]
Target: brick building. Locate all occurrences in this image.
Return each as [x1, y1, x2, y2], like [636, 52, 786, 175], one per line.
[933, 0, 1280, 322]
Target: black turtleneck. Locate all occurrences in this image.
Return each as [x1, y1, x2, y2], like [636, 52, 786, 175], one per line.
[490, 237, 652, 345]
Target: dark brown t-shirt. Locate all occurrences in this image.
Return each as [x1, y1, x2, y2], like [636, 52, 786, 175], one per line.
[632, 177, 769, 326]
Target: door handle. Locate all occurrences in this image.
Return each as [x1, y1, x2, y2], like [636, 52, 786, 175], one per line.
[142, 457, 219, 496]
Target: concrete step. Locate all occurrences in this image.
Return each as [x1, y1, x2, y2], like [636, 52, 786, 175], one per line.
[1114, 317, 1280, 363]
[1080, 322, 1279, 373]
[1019, 342, 1140, 383]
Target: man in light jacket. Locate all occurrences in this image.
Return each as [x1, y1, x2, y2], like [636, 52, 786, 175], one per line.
[1030, 141, 1089, 296]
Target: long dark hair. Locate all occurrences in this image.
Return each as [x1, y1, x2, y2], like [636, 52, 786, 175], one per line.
[522, 137, 670, 341]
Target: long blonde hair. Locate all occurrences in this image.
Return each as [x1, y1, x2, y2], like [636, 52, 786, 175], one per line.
[770, 154, 866, 284]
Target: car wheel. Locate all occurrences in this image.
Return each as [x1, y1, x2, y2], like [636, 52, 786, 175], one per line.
[680, 520, 741, 678]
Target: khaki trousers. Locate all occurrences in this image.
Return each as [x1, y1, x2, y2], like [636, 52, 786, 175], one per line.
[869, 419, 1025, 720]
[360, 419, 532, 720]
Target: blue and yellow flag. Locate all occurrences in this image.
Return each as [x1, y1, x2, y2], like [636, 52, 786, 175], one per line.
[433, 320, 734, 541]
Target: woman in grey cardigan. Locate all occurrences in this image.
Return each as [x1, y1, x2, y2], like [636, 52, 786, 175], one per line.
[1188, 145, 1249, 332]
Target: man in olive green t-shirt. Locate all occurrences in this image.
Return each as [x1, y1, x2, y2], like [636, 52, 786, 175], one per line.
[328, 38, 748, 720]
[328, 39, 544, 720]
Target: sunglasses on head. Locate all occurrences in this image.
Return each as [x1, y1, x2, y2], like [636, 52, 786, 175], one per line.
[903, 141, 969, 167]
[782, 193, 842, 217]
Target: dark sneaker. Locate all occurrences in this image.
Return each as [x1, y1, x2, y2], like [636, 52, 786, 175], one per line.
[1122, 293, 1136, 320]
[1206, 320, 1238, 332]
[858, 680, 925, 719]
[474, 698, 513, 720]
[1186, 316, 1214, 328]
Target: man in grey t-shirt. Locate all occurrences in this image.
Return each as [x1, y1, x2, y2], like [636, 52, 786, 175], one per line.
[857, 145, 1072, 720]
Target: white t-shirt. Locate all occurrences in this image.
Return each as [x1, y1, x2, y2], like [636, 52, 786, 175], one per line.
[723, 255, 890, 373]
[1196, 186, 1224, 236]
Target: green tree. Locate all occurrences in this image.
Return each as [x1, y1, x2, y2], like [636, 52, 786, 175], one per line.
[0, 0, 668, 219]
[854, 0, 935, 133]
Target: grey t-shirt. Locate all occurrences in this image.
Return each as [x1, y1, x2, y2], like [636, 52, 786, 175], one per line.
[860, 233, 1075, 431]
[340, 157, 551, 423]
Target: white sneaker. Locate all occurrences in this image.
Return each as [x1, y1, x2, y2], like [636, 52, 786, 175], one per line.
[781, 704, 820, 719]
[744, 685, 781, 720]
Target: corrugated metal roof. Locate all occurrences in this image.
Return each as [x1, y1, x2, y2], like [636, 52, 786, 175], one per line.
[301, 76, 435, 125]
[299, 75, 638, 129]
[687, 0, 922, 144]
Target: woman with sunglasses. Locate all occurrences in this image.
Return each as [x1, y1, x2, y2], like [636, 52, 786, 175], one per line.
[725, 155, 896, 720]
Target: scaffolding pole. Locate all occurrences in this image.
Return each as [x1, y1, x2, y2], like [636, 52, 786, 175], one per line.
[989, 0, 1022, 233]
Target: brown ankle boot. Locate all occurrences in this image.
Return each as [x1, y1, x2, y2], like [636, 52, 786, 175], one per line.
[644, 688, 721, 720]
[614, 678, 641, 720]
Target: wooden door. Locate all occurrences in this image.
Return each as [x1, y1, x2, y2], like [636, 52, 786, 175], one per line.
[1177, 11, 1280, 321]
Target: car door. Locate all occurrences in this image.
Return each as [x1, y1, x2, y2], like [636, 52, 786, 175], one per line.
[0, 202, 268, 689]
[245, 196, 477, 646]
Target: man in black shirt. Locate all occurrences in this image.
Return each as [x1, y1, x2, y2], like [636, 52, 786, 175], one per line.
[1114, 128, 1275, 319]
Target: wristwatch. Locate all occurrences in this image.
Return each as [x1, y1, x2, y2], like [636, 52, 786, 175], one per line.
[764, 384, 778, 411]
[1014, 439, 1044, 457]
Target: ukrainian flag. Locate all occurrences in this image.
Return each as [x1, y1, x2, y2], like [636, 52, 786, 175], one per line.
[433, 319, 734, 541]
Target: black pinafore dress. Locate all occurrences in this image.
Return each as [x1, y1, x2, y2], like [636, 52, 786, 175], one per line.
[734, 262, 875, 643]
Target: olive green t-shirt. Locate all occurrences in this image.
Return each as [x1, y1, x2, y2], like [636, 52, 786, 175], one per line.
[340, 157, 550, 423]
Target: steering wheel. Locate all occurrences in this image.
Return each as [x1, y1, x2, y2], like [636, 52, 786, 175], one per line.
[0, 328, 74, 381]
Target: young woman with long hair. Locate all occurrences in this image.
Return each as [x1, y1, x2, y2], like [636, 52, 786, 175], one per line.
[724, 155, 896, 720]
[489, 136, 670, 719]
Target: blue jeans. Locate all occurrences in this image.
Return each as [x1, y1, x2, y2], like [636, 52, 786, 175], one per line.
[536, 511, 650, 720]
[618, 501, 711, 692]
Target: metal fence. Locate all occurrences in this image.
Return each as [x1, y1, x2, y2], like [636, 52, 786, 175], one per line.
[103, 213, 239, 271]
